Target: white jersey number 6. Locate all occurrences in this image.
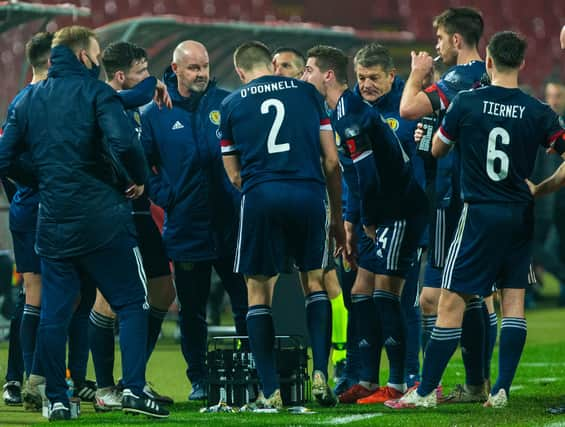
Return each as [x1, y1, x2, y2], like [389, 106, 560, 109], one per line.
[486, 127, 510, 181]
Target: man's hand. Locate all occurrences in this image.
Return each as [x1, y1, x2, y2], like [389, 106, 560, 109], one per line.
[125, 184, 144, 199]
[410, 51, 434, 81]
[414, 122, 424, 143]
[526, 179, 537, 197]
[330, 221, 346, 258]
[363, 224, 376, 240]
[343, 221, 358, 270]
[154, 80, 172, 110]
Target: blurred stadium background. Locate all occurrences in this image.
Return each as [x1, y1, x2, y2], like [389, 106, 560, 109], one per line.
[1, 0, 563, 119]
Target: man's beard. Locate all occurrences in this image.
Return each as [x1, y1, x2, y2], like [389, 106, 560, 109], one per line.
[190, 78, 209, 93]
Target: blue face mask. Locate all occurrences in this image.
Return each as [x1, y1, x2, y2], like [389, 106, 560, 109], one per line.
[89, 63, 101, 79]
[84, 53, 100, 79]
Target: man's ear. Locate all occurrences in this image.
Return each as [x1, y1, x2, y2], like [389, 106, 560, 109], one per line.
[453, 33, 463, 50]
[518, 59, 526, 71]
[235, 66, 246, 83]
[486, 55, 493, 70]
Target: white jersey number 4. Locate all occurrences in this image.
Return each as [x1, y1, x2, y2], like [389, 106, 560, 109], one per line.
[261, 98, 290, 154]
[486, 127, 510, 181]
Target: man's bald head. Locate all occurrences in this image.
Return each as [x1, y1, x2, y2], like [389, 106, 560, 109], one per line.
[173, 40, 207, 63]
[172, 40, 210, 96]
[561, 25, 565, 50]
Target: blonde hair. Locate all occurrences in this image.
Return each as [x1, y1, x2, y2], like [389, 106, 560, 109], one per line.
[52, 25, 96, 53]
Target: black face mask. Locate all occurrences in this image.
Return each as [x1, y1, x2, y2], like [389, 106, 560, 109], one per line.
[84, 53, 100, 79]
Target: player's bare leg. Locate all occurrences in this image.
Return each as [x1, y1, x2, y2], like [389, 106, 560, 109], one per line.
[147, 275, 175, 313]
[420, 286, 441, 352]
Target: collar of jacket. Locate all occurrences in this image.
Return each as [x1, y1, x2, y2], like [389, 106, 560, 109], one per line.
[353, 76, 404, 111]
[163, 66, 217, 112]
[48, 45, 91, 79]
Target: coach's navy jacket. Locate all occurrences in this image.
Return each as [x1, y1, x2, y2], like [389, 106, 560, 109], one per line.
[0, 45, 148, 259]
[141, 68, 239, 262]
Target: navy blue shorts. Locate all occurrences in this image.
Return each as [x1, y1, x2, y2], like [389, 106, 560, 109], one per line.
[235, 181, 327, 276]
[133, 213, 170, 279]
[425, 257, 536, 292]
[371, 214, 428, 278]
[442, 203, 533, 297]
[11, 229, 40, 274]
[428, 200, 462, 269]
[423, 259, 443, 288]
[355, 222, 380, 273]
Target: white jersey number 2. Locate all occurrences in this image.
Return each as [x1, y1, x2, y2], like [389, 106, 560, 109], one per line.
[486, 127, 510, 181]
[261, 98, 290, 154]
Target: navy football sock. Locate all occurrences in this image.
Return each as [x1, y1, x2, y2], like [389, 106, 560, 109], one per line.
[402, 296, 421, 383]
[68, 308, 90, 384]
[344, 309, 361, 381]
[419, 327, 462, 396]
[460, 298, 485, 386]
[20, 304, 40, 378]
[146, 305, 168, 360]
[422, 314, 437, 355]
[373, 290, 406, 387]
[492, 317, 526, 396]
[305, 291, 332, 379]
[6, 294, 24, 383]
[247, 305, 278, 396]
[485, 310, 498, 381]
[88, 310, 115, 388]
[352, 294, 381, 384]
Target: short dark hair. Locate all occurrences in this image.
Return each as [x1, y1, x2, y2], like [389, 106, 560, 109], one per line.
[353, 43, 394, 71]
[234, 41, 272, 71]
[25, 32, 53, 71]
[487, 31, 527, 71]
[433, 7, 484, 47]
[273, 47, 306, 66]
[102, 42, 147, 77]
[306, 45, 348, 84]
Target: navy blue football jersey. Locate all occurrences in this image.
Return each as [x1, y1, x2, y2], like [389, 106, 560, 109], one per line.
[219, 76, 330, 193]
[438, 86, 565, 203]
[425, 60, 486, 113]
[332, 89, 427, 224]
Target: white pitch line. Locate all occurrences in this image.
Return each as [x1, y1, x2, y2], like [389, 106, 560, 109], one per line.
[327, 414, 383, 425]
[529, 377, 559, 383]
[521, 362, 565, 367]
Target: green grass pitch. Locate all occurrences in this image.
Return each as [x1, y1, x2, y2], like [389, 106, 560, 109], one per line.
[1, 306, 564, 426]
